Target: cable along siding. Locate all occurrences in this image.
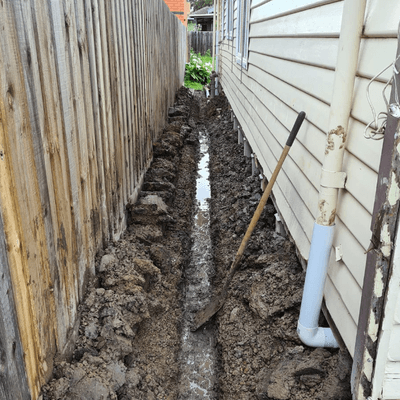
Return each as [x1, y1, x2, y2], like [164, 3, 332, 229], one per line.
[219, 0, 400, 357]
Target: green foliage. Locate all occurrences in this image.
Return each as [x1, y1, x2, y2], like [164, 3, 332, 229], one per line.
[188, 22, 202, 32]
[184, 50, 212, 86]
[192, 0, 213, 11]
[205, 49, 211, 57]
[184, 76, 204, 90]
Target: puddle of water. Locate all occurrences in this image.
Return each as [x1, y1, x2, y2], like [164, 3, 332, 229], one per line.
[178, 130, 217, 399]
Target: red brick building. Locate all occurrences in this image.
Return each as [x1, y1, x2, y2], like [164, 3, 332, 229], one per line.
[164, 0, 191, 26]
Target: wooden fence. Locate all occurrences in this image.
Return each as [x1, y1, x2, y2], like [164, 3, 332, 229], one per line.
[189, 31, 214, 55]
[0, 1, 186, 399]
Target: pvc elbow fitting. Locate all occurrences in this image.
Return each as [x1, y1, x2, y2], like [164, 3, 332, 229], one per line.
[297, 322, 339, 348]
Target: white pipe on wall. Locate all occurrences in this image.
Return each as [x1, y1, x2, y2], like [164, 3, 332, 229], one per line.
[297, 0, 367, 348]
[298, 224, 338, 347]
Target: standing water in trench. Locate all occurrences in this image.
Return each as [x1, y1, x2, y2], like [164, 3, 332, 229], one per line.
[178, 126, 218, 399]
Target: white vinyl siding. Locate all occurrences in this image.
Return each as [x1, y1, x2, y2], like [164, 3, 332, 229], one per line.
[219, 0, 400, 362]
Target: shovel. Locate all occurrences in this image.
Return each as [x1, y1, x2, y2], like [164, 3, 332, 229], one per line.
[191, 111, 306, 331]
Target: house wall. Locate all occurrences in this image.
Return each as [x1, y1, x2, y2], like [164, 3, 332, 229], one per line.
[219, 0, 400, 359]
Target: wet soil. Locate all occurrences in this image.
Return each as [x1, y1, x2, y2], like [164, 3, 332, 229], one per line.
[41, 87, 353, 400]
[204, 93, 352, 400]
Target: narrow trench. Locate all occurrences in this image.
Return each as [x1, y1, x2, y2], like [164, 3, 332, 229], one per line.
[178, 107, 218, 398]
[40, 88, 353, 400]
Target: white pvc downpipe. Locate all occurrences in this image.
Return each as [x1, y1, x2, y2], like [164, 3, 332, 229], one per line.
[297, 0, 367, 348]
[298, 224, 338, 347]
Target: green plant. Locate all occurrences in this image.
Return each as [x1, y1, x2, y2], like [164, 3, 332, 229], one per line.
[205, 49, 211, 57]
[191, 0, 213, 11]
[188, 22, 202, 32]
[185, 50, 212, 85]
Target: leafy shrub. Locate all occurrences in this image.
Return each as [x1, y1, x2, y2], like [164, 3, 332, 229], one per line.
[191, 0, 213, 11]
[185, 51, 212, 85]
[188, 22, 202, 32]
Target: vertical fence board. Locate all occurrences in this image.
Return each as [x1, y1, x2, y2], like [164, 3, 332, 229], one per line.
[189, 31, 213, 55]
[74, 0, 102, 254]
[105, 0, 125, 236]
[61, 0, 92, 298]
[84, 0, 108, 242]
[0, 211, 30, 400]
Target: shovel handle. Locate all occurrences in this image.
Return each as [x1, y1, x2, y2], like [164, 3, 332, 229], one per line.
[286, 111, 306, 147]
[224, 111, 306, 285]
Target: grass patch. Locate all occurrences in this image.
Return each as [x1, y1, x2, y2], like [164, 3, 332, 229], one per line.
[184, 50, 215, 91]
[184, 77, 204, 90]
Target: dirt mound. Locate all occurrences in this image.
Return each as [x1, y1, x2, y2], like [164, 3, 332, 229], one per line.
[41, 88, 199, 400]
[205, 92, 352, 400]
[41, 87, 352, 400]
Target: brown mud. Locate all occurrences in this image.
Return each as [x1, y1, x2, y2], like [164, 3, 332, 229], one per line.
[41, 87, 352, 400]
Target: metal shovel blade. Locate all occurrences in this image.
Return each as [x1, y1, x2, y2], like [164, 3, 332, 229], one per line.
[191, 285, 230, 331]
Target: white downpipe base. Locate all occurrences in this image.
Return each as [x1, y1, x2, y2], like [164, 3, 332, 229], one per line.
[297, 222, 339, 348]
[297, 322, 338, 348]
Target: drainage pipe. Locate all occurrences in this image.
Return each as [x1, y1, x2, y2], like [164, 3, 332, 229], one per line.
[297, 0, 367, 348]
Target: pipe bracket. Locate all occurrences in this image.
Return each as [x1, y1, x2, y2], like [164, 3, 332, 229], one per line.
[320, 169, 346, 189]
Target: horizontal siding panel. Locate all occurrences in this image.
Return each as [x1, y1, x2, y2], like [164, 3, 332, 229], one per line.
[337, 190, 371, 250]
[388, 325, 400, 361]
[352, 76, 390, 126]
[385, 361, 400, 375]
[395, 291, 400, 324]
[334, 218, 367, 287]
[342, 151, 377, 215]
[221, 59, 314, 257]
[383, 378, 400, 399]
[235, 60, 377, 218]
[246, 62, 329, 163]
[250, 1, 343, 38]
[250, 37, 338, 70]
[250, 0, 341, 22]
[364, 0, 400, 37]
[250, 53, 334, 106]
[327, 251, 362, 325]
[325, 275, 357, 356]
[244, 60, 383, 174]
[227, 65, 321, 214]
[347, 118, 383, 174]
[222, 50, 373, 264]
[359, 38, 399, 80]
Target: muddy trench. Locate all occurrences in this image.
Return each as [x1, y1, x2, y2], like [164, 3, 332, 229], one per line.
[42, 88, 352, 400]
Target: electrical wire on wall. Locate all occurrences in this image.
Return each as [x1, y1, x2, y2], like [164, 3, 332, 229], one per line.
[364, 54, 400, 140]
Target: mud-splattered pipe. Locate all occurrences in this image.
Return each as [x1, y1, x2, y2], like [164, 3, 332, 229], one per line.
[297, 0, 367, 348]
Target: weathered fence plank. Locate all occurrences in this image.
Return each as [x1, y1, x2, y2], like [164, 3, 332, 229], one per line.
[0, 212, 30, 400]
[189, 31, 213, 55]
[0, 0, 186, 398]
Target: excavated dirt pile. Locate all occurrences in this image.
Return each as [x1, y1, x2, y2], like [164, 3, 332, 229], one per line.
[205, 92, 352, 400]
[42, 87, 199, 400]
[42, 87, 353, 400]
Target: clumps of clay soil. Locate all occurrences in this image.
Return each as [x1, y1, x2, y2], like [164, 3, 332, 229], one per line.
[203, 92, 353, 400]
[41, 87, 199, 400]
